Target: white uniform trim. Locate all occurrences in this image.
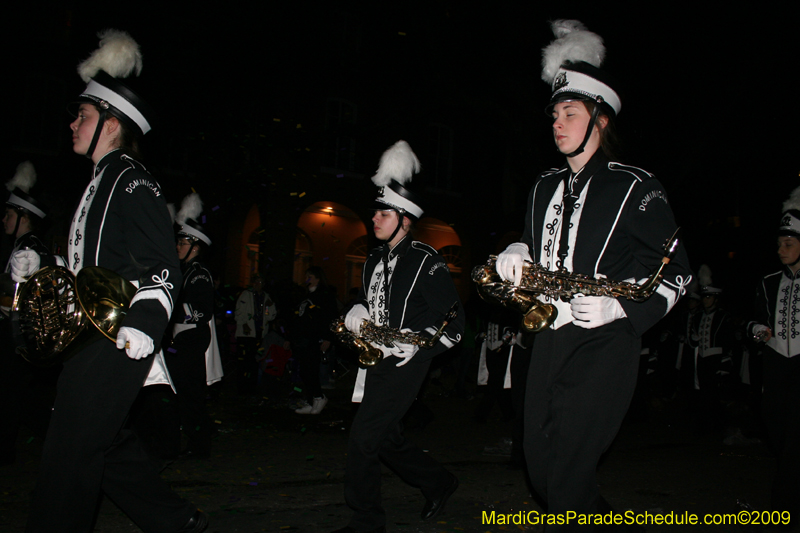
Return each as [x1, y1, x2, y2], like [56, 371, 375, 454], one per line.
[130, 269, 175, 319]
[594, 180, 636, 276]
[96, 169, 130, 266]
[377, 186, 424, 219]
[553, 69, 622, 115]
[400, 256, 428, 327]
[180, 224, 211, 245]
[82, 79, 152, 134]
[7, 193, 46, 219]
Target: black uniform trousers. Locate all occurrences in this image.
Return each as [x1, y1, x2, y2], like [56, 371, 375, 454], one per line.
[26, 338, 195, 533]
[524, 320, 640, 532]
[474, 344, 514, 422]
[346, 355, 452, 531]
[0, 319, 52, 462]
[761, 348, 800, 518]
[168, 327, 212, 457]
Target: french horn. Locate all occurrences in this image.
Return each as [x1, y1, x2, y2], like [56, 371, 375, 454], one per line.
[13, 266, 136, 366]
[473, 230, 681, 333]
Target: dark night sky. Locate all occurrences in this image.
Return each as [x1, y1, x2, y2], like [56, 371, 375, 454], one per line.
[5, 3, 797, 304]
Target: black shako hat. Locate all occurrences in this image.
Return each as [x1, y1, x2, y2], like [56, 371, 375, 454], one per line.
[72, 30, 155, 159]
[779, 186, 800, 239]
[6, 161, 46, 219]
[541, 20, 622, 118]
[176, 192, 211, 246]
[371, 140, 424, 221]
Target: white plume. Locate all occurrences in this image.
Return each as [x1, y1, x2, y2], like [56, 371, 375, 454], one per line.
[167, 203, 176, 225]
[78, 29, 143, 83]
[176, 193, 203, 225]
[6, 161, 36, 193]
[783, 186, 800, 213]
[371, 140, 421, 187]
[541, 19, 605, 83]
[698, 264, 713, 287]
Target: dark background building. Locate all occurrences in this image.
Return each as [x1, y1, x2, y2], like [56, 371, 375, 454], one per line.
[5, 3, 796, 314]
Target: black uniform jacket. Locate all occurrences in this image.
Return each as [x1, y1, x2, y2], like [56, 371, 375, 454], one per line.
[173, 260, 214, 331]
[521, 151, 692, 337]
[286, 286, 337, 344]
[356, 236, 464, 362]
[68, 150, 181, 350]
[750, 267, 800, 358]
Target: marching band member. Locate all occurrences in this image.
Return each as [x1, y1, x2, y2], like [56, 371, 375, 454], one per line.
[12, 30, 208, 532]
[3, 162, 50, 277]
[0, 162, 51, 465]
[495, 21, 692, 531]
[747, 186, 800, 523]
[331, 141, 464, 533]
[167, 193, 222, 458]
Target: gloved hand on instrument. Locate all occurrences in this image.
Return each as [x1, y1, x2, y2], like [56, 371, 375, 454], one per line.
[496, 242, 531, 286]
[387, 330, 420, 367]
[750, 323, 772, 343]
[116, 327, 155, 360]
[345, 304, 370, 336]
[10, 249, 40, 283]
[570, 295, 627, 329]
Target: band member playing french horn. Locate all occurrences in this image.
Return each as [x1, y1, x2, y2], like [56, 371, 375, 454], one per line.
[11, 30, 208, 532]
[330, 140, 464, 533]
[494, 21, 692, 531]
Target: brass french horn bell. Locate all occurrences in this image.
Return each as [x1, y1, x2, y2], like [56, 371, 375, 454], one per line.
[14, 266, 137, 365]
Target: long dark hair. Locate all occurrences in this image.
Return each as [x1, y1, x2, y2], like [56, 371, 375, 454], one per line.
[99, 106, 143, 160]
[582, 100, 622, 162]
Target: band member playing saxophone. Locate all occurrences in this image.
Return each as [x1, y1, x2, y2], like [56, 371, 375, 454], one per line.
[330, 140, 464, 533]
[494, 21, 692, 531]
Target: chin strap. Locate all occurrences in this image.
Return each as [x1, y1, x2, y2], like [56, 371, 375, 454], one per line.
[85, 108, 108, 160]
[178, 239, 196, 266]
[384, 209, 405, 244]
[12, 210, 22, 241]
[564, 103, 601, 158]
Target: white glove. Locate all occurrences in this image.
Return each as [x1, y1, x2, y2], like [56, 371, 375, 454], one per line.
[752, 323, 772, 342]
[387, 338, 420, 367]
[10, 250, 41, 283]
[116, 327, 155, 360]
[389, 328, 419, 367]
[345, 304, 370, 336]
[496, 242, 531, 286]
[570, 295, 627, 329]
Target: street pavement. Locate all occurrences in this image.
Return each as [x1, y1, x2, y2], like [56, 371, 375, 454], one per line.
[0, 370, 778, 532]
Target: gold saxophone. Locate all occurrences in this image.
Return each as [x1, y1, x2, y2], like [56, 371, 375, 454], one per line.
[472, 230, 680, 333]
[331, 303, 459, 366]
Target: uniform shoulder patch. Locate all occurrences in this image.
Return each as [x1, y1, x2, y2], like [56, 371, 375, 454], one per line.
[539, 167, 563, 179]
[411, 241, 437, 256]
[607, 162, 654, 183]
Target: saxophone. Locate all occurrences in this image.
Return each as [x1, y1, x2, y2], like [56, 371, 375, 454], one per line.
[472, 229, 680, 333]
[331, 303, 459, 366]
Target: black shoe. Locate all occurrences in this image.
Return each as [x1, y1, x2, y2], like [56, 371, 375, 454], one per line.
[329, 527, 386, 533]
[421, 473, 459, 521]
[177, 510, 208, 533]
